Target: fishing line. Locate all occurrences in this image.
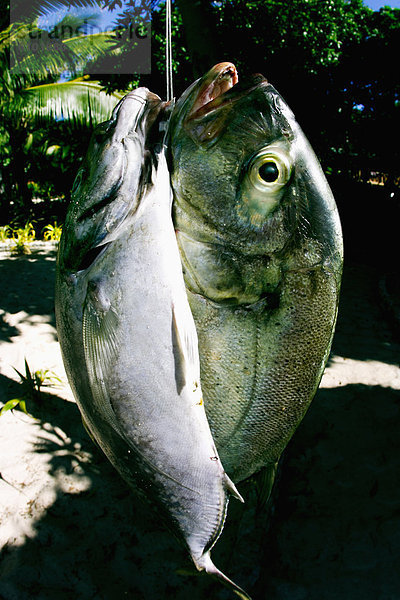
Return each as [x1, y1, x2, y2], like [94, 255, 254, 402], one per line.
[166, 0, 174, 101]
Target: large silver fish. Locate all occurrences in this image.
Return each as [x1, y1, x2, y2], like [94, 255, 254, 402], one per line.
[55, 88, 250, 599]
[168, 63, 343, 486]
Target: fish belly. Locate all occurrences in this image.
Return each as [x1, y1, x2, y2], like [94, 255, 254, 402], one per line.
[187, 264, 339, 483]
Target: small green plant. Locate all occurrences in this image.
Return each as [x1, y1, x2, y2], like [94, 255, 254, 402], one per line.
[0, 225, 11, 242]
[11, 222, 36, 255]
[42, 221, 62, 242]
[0, 359, 61, 417]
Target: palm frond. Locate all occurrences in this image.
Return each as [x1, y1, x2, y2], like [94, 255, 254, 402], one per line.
[2, 23, 122, 91]
[16, 79, 125, 128]
[62, 31, 123, 64]
[5, 24, 76, 84]
[10, 32, 121, 84]
[10, 0, 105, 23]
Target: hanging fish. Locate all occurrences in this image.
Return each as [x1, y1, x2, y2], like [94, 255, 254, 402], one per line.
[168, 63, 343, 487]
[55, 88, 250, 600]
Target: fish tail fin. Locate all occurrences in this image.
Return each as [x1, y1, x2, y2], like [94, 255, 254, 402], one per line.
[194, 551, 252, 600]
[224, 473, 245, 503]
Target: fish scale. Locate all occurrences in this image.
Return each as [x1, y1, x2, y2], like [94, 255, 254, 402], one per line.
[186, 262, 338, 483]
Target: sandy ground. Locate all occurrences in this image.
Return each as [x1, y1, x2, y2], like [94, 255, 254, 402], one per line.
[0, 242, 399, 600]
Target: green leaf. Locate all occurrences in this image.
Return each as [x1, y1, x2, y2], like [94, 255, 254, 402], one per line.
[18, 400, 29, 415]
[0, 398, 22, 415]
[17, 79, 124, 128]
[62, 31, 123, 63]
[11, 0, 105, 23]
[5, 23, 76, 84]
[46, 144, 61, 155]
[12, 367, 25, 381]
[24, 358, 34, 383]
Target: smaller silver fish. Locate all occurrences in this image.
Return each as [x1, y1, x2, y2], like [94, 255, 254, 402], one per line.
[55, 89, 250, 599]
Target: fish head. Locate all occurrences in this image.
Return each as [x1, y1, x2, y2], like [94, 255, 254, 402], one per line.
[169, 62, 342, 266]
[58, 89, 168, 276]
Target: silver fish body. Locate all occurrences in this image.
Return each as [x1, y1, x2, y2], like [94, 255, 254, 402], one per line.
[55, 88, 249, 599]
[169, 63, 343, 484]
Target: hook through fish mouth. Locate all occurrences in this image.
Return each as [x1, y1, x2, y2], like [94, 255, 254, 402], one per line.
[187, 63, 269, 122]
[188, 62, 239, 119]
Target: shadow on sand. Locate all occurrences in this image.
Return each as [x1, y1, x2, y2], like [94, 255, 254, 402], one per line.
[0, 248, 57, 344]
[262, 381, 400, 600]
[1, 380, 400, 600]
[0, 370, 262, 600]
[1, 248, 400, 599]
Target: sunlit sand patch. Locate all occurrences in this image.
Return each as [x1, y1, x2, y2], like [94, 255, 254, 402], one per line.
[0, 411, 92, 549]
[321, 355, 400, 390]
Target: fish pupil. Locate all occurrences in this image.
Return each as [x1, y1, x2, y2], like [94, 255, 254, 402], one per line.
[258, 161, 279, 183]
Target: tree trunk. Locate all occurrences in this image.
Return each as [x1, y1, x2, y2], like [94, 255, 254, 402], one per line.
[175, 0, 220, 78]
[8, 122, 33, 220]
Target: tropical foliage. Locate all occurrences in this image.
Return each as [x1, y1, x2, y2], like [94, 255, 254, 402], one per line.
[0, 0, 399, 228]
[170, 0, 400, 187]
[0, 0, 127, 224]
[0, 358, 61, 417]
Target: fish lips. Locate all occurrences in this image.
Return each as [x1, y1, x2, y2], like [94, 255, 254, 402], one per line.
[174, 62, 270, 144]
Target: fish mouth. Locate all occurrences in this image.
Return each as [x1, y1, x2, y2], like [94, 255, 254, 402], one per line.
[181, 63, 267, 142]
[187, 62, 267, 120]
[188, 62, 239, 118]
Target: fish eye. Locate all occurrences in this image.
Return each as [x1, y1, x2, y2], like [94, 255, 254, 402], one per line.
[248, 147, 292, 191]
[258, 161, 279, 183]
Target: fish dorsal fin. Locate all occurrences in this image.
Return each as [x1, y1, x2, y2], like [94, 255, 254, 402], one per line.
[171, 301, 201, 394]
[82, 287, 120, 430]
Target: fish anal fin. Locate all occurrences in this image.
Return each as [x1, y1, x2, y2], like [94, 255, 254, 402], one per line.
[224, 473, 245, 503]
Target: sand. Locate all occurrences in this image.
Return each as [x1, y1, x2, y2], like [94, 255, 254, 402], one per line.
[0, 242, 399, 600]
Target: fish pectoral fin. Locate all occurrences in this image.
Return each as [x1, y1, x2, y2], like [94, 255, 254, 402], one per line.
[82, 296, 120, 429]
[171, 301, 200, 391]
[255, 461, 279, 509]
[194, 551, 252, 600]
[80, 414, 99, 446]
[224, 473, 245, 503]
